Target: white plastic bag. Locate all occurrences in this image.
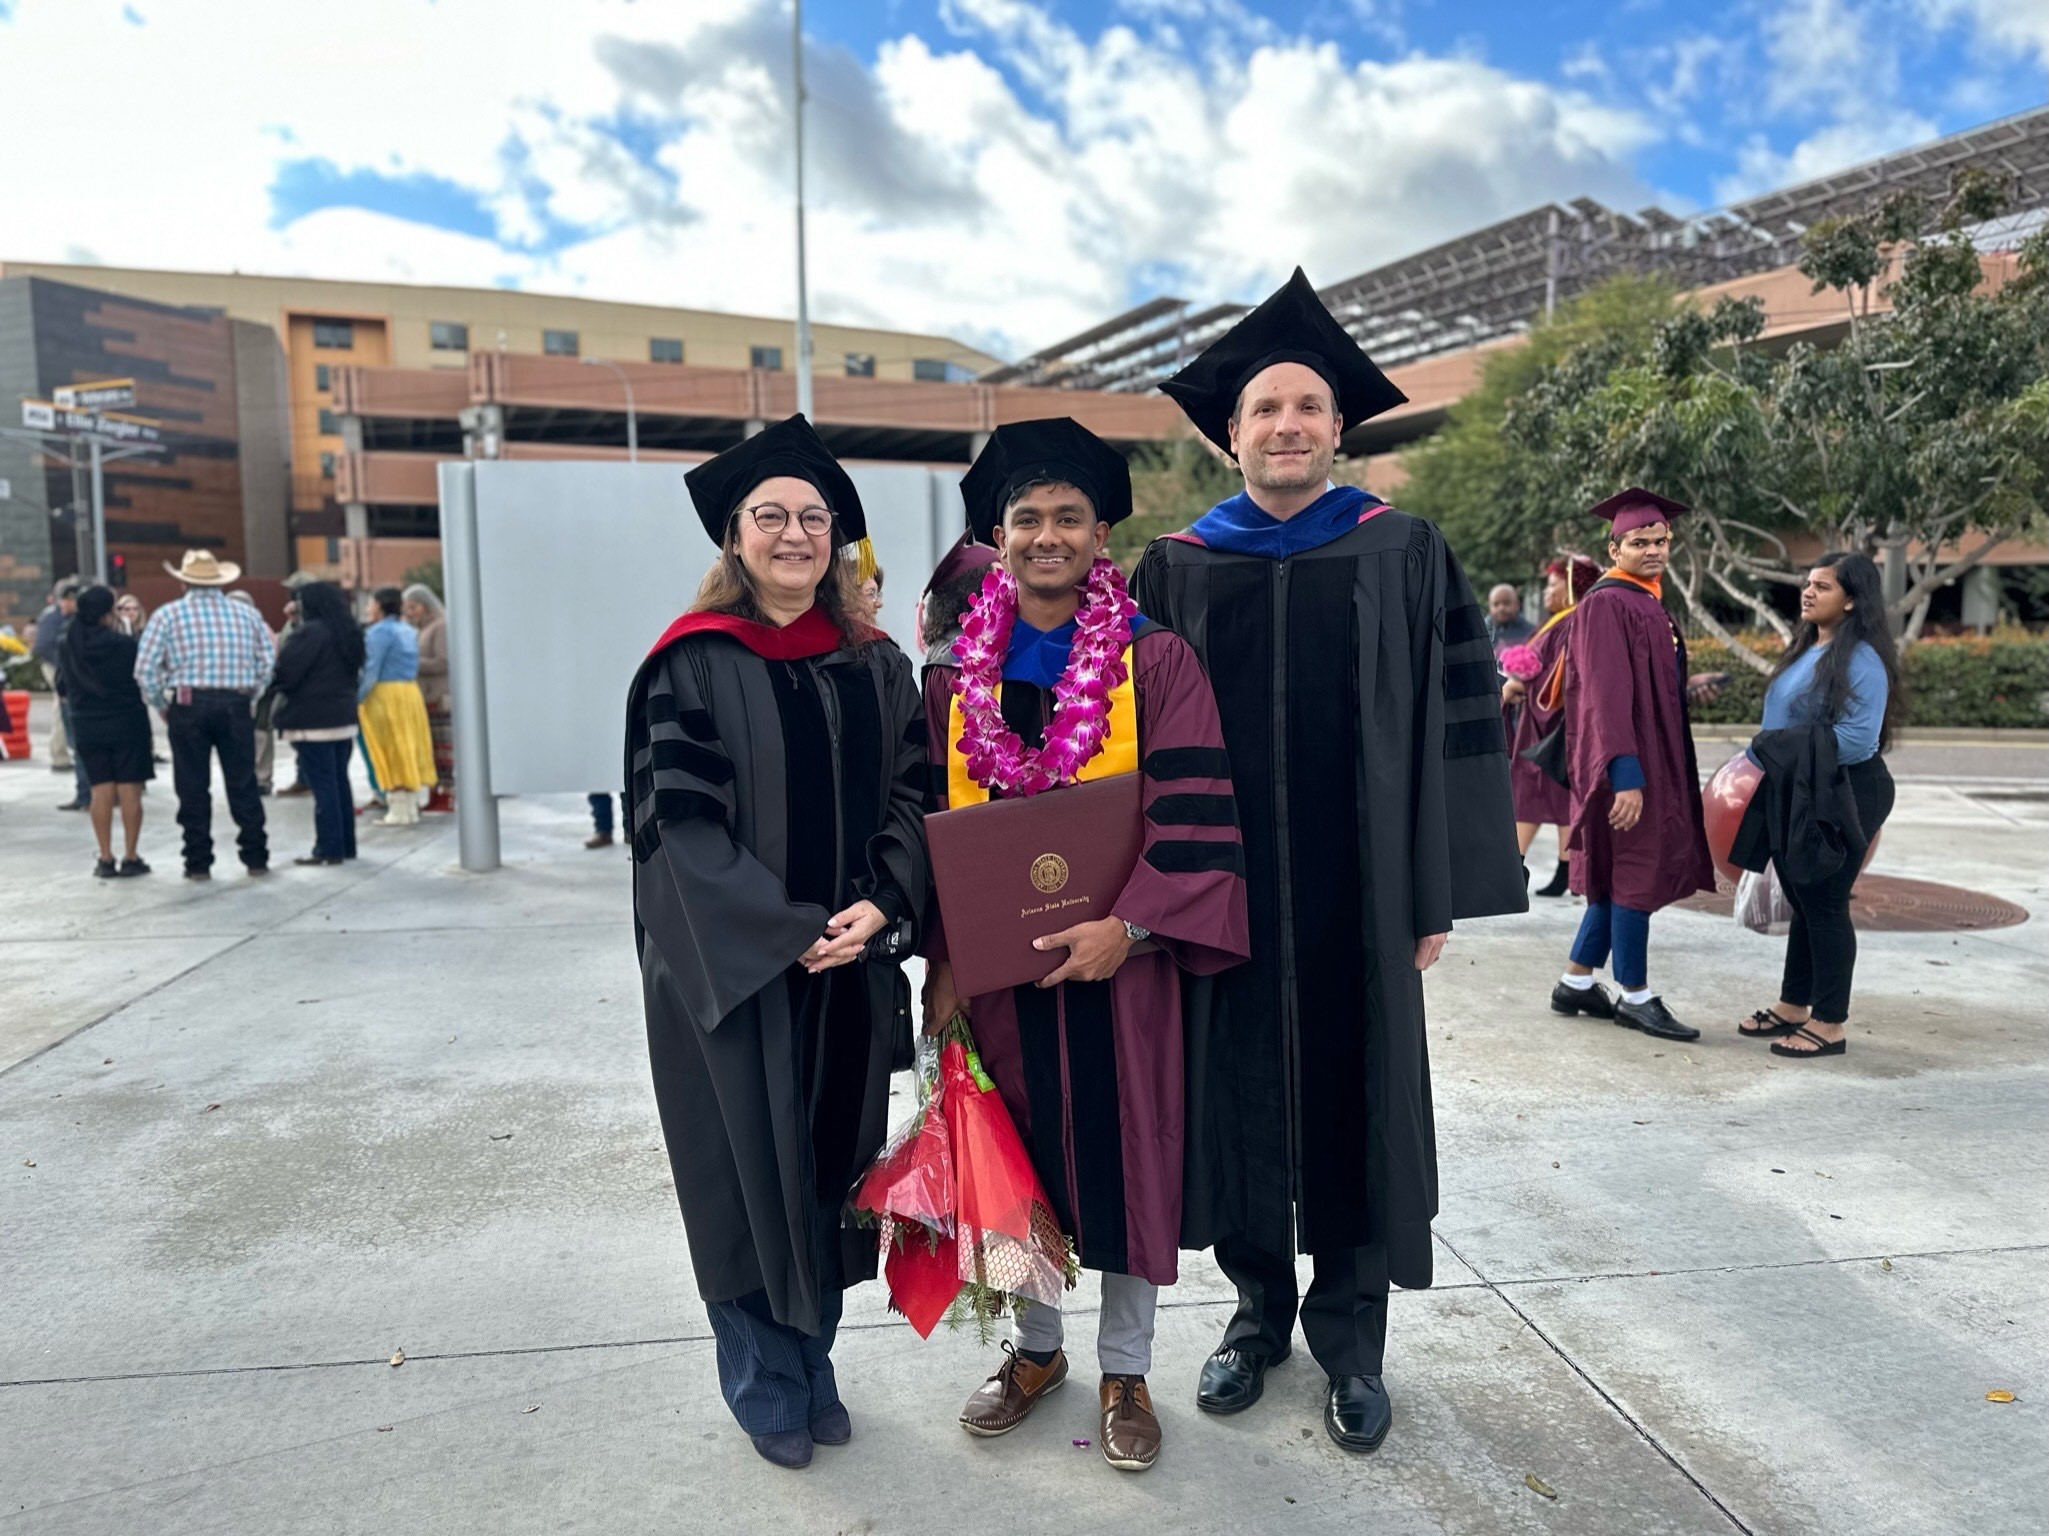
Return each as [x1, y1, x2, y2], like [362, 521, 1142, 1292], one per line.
[1734, 863, 1794, 935]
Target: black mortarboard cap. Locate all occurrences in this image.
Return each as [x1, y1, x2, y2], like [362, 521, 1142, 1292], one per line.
[1161, 267, 1407, 456]
[683, 414, 866, 548]
[959, 417, 1133, 545]
[1589, 486, 1689, 536]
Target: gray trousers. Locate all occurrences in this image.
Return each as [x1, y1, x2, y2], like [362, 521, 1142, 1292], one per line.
[1014, 1271, 1158, 1375]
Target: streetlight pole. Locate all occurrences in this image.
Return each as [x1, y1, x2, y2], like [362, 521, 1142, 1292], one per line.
[792, 0, 815, 421]
[581, 357, 638, 462]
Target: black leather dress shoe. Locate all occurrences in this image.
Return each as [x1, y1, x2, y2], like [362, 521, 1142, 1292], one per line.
[1324, 1374, 1392, 1453]
[1196, 1344, 1287, 1415]
[1615, 995, 1699, 1041]
[1550, 980, 1616, 1018]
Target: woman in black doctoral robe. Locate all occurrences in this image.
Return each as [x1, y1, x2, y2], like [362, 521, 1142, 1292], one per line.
[624, 416, 928, 1470]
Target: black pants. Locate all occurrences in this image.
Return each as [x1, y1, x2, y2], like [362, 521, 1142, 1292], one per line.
[297, 739, 357, 860]
[1215, 1233, 1389, 1377]
[1781, 757, 1895, 1023]
[167, 691, 268, 873]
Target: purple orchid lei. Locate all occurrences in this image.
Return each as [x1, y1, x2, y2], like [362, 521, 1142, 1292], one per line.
[950, 557, 1137, 797]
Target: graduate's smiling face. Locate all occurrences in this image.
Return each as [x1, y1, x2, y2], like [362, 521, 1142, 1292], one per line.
[734, 474, 834, 602]
[1609, 521, 1671, 580]
[995, 482, 1107, 601]
[1228, 362, 1343, 492]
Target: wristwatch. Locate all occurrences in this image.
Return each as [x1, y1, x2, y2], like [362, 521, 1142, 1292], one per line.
[1122, 919, 1151, 944]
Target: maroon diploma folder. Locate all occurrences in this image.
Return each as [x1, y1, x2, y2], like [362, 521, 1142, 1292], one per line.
[925, 773, 1149, 997]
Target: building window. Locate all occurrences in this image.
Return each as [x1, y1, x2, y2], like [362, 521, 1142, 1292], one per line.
[314, 364, 331, 392]
[649, 337, 683, 364]
[319, 451, 336, 478]
[912, 358, 951, 383]
[430, 321, 469, 351]
[844, 353, 876, 378]
[543, 328, 580, 357]
[317, 408, 340, 435]
[312, 319, 354, 350]
[751, 345, 783, 370]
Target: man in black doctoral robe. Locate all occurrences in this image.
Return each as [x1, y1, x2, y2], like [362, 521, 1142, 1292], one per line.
[1133, 268, 1526, 1453]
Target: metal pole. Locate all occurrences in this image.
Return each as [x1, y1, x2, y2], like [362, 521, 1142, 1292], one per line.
[439, 461, 500, 871]
[1544, 207, 1560, 321]
[792, 0, 815, 420]
[582, 357, 638, 462]
[89, 436, 109, 585]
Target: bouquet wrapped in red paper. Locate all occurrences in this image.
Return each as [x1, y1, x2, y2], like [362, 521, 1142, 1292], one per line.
[847, 1018, 1076, 1339]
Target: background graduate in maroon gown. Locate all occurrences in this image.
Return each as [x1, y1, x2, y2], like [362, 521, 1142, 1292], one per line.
[1507, 554, 1602, 896]
[1551, 489, 1716, 1043]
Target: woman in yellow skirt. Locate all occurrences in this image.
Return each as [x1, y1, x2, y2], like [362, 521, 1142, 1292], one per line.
[357, 586, 438, 826]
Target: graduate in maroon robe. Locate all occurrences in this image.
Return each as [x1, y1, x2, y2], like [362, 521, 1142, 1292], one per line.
[1507, 554, 1602, 896]
[1551, 489, 1715, 1041]
[922, 418, 1248, 1473]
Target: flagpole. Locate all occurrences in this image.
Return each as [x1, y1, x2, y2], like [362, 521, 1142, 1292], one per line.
[792, 0, 814, 420]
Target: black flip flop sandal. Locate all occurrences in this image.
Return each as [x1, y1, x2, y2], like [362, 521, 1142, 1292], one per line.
[1771, 1025, 1846, 1059]
[119, 858, 153, 877]
[93, 858, 118, 879]
[1740, 1008, 1805, 1038]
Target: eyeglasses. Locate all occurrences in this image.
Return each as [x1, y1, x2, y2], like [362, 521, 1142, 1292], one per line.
[742, 502, 834, 537]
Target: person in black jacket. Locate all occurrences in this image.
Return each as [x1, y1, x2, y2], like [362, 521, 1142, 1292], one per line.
[62, 585, 155, 876]
[272, 581, 366, 866]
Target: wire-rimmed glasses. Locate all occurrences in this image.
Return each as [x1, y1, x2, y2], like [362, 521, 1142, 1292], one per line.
[743, 502, 834, 537]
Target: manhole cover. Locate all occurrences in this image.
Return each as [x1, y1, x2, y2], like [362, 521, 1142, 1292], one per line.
[1678, 874, 2029, 932]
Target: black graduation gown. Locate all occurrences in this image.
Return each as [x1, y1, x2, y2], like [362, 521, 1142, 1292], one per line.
[625, 625, 928, 1337]
[1132, 510, 1526, 1288]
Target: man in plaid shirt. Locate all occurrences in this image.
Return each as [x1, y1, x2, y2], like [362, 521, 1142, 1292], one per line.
[136, 550, 279, 879]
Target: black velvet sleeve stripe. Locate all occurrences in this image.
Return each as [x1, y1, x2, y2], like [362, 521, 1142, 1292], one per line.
[1145, 839, 1246, 876]
[1444, 602, 1488, 646]
[1147, 792, 1239, 828]
[924, 761, 951, 800]
[630, 788, 729, 860]
[649, 737, 735, 785]
[903, 715, 928, 748]
[1143, 746, 1233, 781]
[1444, 714, 1507, 760]
[678, 706, 716, 742]
[1444, 658, 1500, 702]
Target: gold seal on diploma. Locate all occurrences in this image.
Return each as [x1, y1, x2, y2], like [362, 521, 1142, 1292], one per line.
[1029, 853, 1071, 894]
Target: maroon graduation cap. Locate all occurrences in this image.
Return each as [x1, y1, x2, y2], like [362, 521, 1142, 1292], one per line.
[1590, 487, 1689, 537]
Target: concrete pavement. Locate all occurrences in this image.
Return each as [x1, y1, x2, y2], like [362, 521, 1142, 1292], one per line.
[2, 700, 2045, 1534]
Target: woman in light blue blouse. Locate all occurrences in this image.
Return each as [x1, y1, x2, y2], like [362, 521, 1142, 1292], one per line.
[1738, 552, 1901, 1058]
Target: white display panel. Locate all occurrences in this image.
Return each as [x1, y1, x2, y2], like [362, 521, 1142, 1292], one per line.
[452, 459, 961, 799]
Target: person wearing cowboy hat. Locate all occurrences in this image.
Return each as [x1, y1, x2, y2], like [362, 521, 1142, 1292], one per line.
[134, 549, 277, 879]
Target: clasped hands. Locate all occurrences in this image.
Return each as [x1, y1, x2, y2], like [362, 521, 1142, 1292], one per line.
[801, 899, 888, 974]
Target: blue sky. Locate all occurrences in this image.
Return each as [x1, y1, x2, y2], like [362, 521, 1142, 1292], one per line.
[5, 0, 2044, 357]
[804, 0, 2046, 210]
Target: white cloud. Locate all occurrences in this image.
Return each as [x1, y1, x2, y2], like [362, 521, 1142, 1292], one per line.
[1918, 0, 2049, 68]
[1, 0, 1661, 359]
[1714, 111, 1941, 204]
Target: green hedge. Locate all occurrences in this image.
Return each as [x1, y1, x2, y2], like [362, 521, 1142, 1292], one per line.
[1687, 632, 2049, 729]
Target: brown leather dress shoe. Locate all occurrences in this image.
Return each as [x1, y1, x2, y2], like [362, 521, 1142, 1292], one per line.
[959, 1343, 1068, 1436]
[1099, 1375, 1161, 1472]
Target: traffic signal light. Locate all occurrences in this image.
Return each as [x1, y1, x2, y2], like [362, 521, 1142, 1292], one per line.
[109, 552, 128, 588]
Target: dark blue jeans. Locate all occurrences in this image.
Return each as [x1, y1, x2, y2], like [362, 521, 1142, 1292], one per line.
[298, 739, 357, 860]
[59, 698, 90, 803]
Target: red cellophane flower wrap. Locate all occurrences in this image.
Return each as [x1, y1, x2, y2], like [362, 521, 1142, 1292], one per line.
[847, 1020, 1075, 1339]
